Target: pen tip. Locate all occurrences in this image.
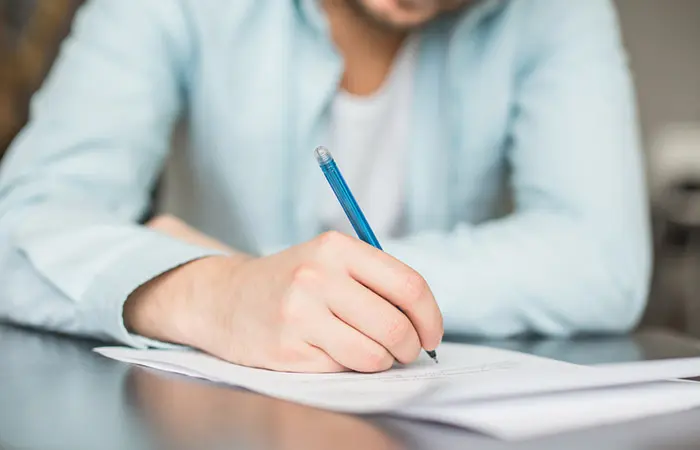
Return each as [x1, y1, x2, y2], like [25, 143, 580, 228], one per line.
[426, 350, 438, 364]
[314, 146, 333, 165]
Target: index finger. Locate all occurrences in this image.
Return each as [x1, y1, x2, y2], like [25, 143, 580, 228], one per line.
[329, 236, 444, 351]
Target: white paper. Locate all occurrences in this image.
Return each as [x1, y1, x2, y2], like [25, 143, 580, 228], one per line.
[95, 343, 700, 439]
[96, 343, 566, 412]
[402, 380, 700, 440]
[423, 356, 700, 405]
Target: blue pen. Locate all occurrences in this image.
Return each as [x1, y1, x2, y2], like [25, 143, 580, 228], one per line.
[314, 146, 438, 364]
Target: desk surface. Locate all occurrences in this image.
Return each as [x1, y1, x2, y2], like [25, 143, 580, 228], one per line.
[2, 324, 700, 450]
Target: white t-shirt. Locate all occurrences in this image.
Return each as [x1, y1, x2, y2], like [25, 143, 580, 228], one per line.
[319, 36, 419, 239]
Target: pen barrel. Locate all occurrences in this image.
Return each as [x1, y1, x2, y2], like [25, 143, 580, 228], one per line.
[319, 160, 383, 250]
[316, 148, 438, 363]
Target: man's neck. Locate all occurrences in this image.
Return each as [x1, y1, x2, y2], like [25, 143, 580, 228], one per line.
[322, 0, 408, 96]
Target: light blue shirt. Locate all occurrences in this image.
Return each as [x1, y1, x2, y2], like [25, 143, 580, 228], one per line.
[0, 0, 651, 347]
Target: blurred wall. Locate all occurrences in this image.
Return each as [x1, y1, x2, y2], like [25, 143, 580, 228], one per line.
[615, 0, 700, 149]
[615, 0, 700, 334]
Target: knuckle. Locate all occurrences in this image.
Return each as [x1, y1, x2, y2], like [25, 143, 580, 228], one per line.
[313, 231, 347, 257]
[317, 230, 345, 246]
[363, 347, 393, 373]
[290, 263, 322, 287]
[401, 271, 428, 306]
[385, 316, 412, 347]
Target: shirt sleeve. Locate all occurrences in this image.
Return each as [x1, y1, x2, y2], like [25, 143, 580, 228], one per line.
[384, 0, 652, 337]
[0, 0, 221, 347]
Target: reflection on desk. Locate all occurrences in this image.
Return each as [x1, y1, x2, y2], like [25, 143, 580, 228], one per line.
[127, 368, 401, 450]
[3, 323, 700, 450]
[0, 324, 403, 450]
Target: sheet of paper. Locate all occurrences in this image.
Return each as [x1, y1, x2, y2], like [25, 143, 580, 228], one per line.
[95, 343, 700, 439]
[96, 343, 570, 412]
[401, 380, 700, 440]
[422, 356, 700, 405]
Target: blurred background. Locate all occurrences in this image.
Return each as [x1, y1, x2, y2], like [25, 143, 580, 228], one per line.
[0, 0, 699, 336]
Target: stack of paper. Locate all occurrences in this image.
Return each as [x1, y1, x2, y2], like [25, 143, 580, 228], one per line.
[96, 343, 700, 440]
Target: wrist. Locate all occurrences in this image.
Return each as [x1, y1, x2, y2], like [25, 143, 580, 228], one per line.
[123, 255, 252, 345]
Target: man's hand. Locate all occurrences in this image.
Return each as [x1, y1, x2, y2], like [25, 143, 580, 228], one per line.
[125, 217, 443, 373]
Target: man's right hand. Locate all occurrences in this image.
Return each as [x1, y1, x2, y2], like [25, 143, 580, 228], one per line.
[124, 230, 443, 373]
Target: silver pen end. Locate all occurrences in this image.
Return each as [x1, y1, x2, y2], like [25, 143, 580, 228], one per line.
[314, 146, 333, 165]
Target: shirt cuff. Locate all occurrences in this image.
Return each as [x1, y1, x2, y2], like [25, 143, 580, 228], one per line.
[81, 232, 224, 348]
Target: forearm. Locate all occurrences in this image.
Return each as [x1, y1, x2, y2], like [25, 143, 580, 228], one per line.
[0, 198, 226, 344]
[384, 211, 651, 338]
[404, 0, 652, 337]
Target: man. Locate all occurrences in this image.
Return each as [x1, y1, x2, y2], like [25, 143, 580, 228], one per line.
[0, 0, 651, 373]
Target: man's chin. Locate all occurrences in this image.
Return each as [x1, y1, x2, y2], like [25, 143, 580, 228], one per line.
[347, 0, 441, 31]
